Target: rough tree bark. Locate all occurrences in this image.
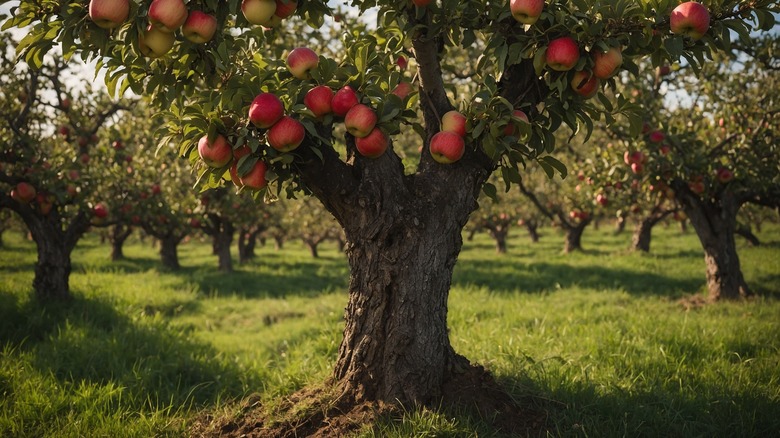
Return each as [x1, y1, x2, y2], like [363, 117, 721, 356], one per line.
[110, 223, 133, 261]
[672, 183, 751, 300]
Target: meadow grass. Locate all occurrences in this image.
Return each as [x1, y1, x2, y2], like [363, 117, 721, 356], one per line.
[0, 222, 778, 437]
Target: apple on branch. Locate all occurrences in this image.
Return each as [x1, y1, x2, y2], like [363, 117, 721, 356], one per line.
[591, 46, 623, 79]
[11, 182, 36, 203]
[430, 131, 465, 164]
[139, 25, 176, 58]
[570, 70, 600, 99]
[510, 0, 544, 25]
[391, 82, 413, 100]
[274, 0, 298, 18]
[332, 86, 359, 117]
[88, 0, 130, 29]
[355, 127, 389, 158]
[546, 36, 580, 71]
[93, 202, 109, 219]
[503, 109, 529, 136]
[242, 0, 277, 25]
[198, 134, 233, 168]
[240, 160, 268, 190]
[670, 2, 710, 40]
[286, 47, 319, 80]
[249, 92, 284, 128]
[304, 85, 334, 118]
[148, 0, 189, 32]
[182, 11, 217, 43]
[267, 116, 305, 152]
[441, 110, 467, 137]
[411, 0, 432, 7]
[345, 104, 378, 138]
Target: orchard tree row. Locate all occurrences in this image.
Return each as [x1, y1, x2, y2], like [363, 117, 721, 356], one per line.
[3, 0, 778, 433]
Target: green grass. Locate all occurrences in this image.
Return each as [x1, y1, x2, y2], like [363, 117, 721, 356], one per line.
[1, 223, 779, 437]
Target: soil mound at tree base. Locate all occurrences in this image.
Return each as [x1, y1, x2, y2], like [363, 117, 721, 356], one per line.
[190, 366, 548, 437]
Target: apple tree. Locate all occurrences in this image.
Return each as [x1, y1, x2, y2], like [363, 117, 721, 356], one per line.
[6, 0, 778, 428]
[0, 33, 136, 300]
[623, 37, 780, 301]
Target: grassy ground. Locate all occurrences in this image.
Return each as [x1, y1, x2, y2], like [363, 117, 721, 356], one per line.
[0, 222, 778, 437]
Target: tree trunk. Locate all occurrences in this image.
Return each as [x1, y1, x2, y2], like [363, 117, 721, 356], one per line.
[525, 222, 539, 243]
[160, 236, 181, 270]
[306, 241, 319, 258]
[0, 229, 4, 248]
[24, 211, 90, 301]
[333, 200, 474, 406]
[487, 227, 508, 254]
[673, 185, 751, 300]
[735, 226, 760, 246]
[110, 224, 132, 261]
[563, 220, 589, 253]
[614, 213, 627, 235]
[214, 222, 234, 272]
[631, 218, 654, 252]
[274, 235, 284, 250]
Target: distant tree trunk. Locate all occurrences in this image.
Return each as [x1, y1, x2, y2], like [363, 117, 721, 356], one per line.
[238, 227, 263, 264]
[466, 227, 478, 241]
[273, 234, 284, 250]
[335, 234, 346, 252]
[631, 209, 674, 253]
[679, 219, 688, 233]
[673, 184, 751, 301]
[563, 220, 590, 253]
[0, 229, 4, 248]
[21, 210, 91, 301]
[213, 220, 234, 273]
[306, 240, 320, 258]
[524, 221, 539, 243]
[486, 226, 509, 254]
[110, 224, 133, 261]
[614, 213, 627, 235]
[159, 235, 181, 270]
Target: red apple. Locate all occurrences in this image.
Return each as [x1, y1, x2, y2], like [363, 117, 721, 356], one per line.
[151, 184, 162, 195]
[345, 104, 378, 138]
[670, 2, 710, 40]
[182, 11, 217, 43]
[355, 127, 389, 158]
[430, 131, 466, 164]
[510, 0, 544, 25]
[274, 0, 298, 18]
[198, 134, 233, 167]
[396, 55, 408, 70]
[139, 25, 176, 58]
[689, 180, 705, 194]
[112, 140, 123, 150]
[570, 70, 599, 99]
[286, 47, 319, 80]
[36, 193, 54, 215]
[503, 109, 529, 136]
[412, 0, 432, 7]
[648, 130, 665, 143]
[304, 85, 334, 117]
[240, 160, 268, 190]
[58, 125, 70, 137]
[660, 145, 671, 155]
[148, 0, 188, 33]
[658, 65, 671, 76]
[441, 110, 467, 137]
[716, 167, 733, 183]
[190, 218, 201, 228]
[249, 92, 284, 128]
[88, 0, 130, 29]
[267, 116, 305, 152]
[391, 81, 413, 99]
[596, 193, 608, 206]
[631, 162, 643, 174]
[242, 0, 277, 25]
[332, 86, 359, 117]
[546, 37, 580, 71]
[12, 182, 36, 203]
[80, 153, 90, 164]
[93, 202, 109, 218]
[591, 46, 623, 79]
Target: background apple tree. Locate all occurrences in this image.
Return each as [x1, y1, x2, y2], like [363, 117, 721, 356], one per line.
[5, 0, 778, 425]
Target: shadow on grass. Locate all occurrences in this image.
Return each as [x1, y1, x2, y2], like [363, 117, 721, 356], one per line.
[453, 259, 702, 297]
[0, 292, 256, 411]
[496, 361, 780, 437]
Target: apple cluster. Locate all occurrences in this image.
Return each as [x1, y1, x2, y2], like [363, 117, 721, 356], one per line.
[242, 0, 298, 27]
[88, 0, 220, 58]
